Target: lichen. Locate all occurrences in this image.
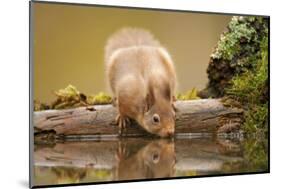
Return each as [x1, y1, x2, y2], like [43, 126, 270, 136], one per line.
[212, 16, 257, 61]
[204, 16, 268, 97]
[35, 85, 202, 111]
[87, 92, 112, 105]
[226, 34, 268, 134]
[34, 100, 50, 111]
[34, 85, 112, 111]
[176, 88, 201, 100]
[54, 85, 80, 100]
[51, 84, 88, 109]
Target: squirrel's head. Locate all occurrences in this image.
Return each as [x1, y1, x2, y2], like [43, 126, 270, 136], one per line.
[141, 85, 176, 137]
[142, 101, 176, 137]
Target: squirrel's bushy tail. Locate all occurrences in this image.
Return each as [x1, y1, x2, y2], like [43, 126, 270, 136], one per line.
[105, 27, 160, 63]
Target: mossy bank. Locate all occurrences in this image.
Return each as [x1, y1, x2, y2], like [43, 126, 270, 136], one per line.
[200, 16, 269, 135]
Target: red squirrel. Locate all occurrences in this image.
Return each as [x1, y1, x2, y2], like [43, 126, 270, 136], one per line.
[105, 28, 177, 137]
[115, 140, 176, 179]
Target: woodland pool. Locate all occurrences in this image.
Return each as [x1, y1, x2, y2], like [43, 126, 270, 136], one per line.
[33, 135, 268, 186]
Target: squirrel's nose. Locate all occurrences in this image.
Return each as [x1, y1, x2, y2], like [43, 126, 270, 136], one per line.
[166, 129, 175, 137]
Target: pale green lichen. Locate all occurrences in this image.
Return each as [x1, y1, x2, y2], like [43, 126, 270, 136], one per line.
[87, 92, 112, 105]
[51, 84, 87, 109]
[54, 85, 80, 100]
[34, 85, 112, 111]
[211, 16, 257, 61]
[35, 85, 202, 111]
[205, 16, 268, 98]
[177, 88, 201, 100]
[33, 100, 50, 111]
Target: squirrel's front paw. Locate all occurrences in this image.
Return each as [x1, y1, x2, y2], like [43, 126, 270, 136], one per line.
[116, 141, 129, 161]
[115, 114, 130, 136]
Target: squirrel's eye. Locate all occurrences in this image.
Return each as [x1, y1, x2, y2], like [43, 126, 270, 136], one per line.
[152, 153, 160, 163]
[152, 114, 160, 124]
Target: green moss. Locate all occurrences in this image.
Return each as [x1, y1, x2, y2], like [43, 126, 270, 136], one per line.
[175, 170, 197, 177]
[227, 36, 268, 103]
[51, 84, 88, 109]
[87, 169, 112, 180]
[226, 35, 268, 134]
[34, 100, 50, 111]
[213, 16, 269, 134]
[51, 167, 87, 184]
[243, 103, 268, 133]
[176, 88, 201, 100]
[35, 85, 203, 111]
[54, 85, 80, 100]
[87, 92, 112, 105]
[34, 85, 112, 111]
[242, 138, 268, 172]
[220, 138, 268, 173]
[205, 16, 268, 97]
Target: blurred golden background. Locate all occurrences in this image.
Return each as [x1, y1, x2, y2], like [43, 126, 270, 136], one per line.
[33, 3, 231, 103]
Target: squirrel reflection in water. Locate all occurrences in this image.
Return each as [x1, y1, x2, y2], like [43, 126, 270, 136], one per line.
[114, 139, 176, 180]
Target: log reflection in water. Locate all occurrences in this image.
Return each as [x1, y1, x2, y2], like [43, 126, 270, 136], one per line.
[33, 137, 244, 185]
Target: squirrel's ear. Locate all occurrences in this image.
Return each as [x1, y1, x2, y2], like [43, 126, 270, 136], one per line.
[172, 103, 178, 112]
[172, 96, 178, 112]
[146, 93, 154, 111]
[163, 84, 172, 101]
[145, 84, 156, 111]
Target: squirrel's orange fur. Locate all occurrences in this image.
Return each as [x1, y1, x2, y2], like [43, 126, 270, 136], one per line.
[105, 28, 177, 137]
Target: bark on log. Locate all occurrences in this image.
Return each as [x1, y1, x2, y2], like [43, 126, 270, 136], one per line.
[33, 99, 243, 140]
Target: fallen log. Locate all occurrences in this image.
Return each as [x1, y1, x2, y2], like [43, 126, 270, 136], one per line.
[33, 99, 243, 141]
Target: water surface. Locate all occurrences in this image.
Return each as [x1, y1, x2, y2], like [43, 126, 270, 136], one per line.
[33, 136, 268, 186]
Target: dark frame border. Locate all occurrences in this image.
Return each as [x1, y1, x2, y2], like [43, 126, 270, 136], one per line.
[29, 0, 270, 188]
